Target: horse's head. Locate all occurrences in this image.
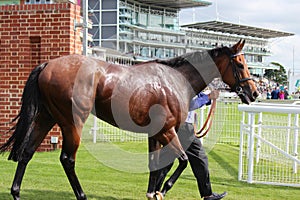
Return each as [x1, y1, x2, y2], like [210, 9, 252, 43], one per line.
[211, 40, 259, 104]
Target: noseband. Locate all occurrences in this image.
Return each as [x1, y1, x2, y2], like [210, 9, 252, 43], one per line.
[228, 53, 253, 95]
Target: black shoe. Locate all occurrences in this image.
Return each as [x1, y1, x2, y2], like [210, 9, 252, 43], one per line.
[204, 192, 227, 200]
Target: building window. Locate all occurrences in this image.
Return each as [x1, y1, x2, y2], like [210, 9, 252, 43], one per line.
[89, 0, 100, 10]
[139, 13, 148, 26]
[102, 11, 117, 24]
[101, 26, 117, 39]
[149, 14, 162, 28]
[258, 55, 263, 62]
[102, 0, 117, 10]
[25, 0, 53, 4]
[101, 41, 117, 49]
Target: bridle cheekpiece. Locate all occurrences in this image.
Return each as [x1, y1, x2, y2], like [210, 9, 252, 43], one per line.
[229, 52, 253, 95]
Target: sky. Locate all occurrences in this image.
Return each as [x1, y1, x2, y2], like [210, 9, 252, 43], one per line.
[179, 0, 300, 73]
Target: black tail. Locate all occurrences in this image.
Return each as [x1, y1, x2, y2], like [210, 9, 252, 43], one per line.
[0, 63, 48, 162]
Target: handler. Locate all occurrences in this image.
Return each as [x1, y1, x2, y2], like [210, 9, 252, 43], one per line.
[157, 90, 227, 200]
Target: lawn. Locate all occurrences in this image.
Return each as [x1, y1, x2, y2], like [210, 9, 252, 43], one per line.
[0, 142, 299, 200]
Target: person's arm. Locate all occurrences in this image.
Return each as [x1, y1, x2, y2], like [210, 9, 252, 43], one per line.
[189, 92, 210, 111]
[189, 90, 219, 111]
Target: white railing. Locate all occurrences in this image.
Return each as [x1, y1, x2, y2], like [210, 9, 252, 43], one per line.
[238, 102, 300, 187]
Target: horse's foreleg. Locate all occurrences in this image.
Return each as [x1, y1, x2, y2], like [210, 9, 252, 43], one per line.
[155, 128, 188, 199]
[60, 126, 86, 200]
[155, 162, 174, 192]
[159, 152, 188, 197]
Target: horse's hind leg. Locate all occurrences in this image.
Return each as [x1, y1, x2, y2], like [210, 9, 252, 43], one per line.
[60, 125, 86, 200]
[10, 109, 55, 200]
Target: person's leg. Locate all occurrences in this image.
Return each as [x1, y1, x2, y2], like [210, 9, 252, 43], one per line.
[186, 138, 212, 198]
[177, 123, 212, 197]
[178, 123, 227, 199]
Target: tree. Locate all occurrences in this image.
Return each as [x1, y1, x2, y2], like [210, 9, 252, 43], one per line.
[264, 62, 288, 85]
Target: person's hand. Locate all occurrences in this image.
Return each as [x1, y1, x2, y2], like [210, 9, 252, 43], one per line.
[208, 90, 219, 100]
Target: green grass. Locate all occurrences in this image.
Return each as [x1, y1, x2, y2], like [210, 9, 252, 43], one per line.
[1, 142, 299, 200]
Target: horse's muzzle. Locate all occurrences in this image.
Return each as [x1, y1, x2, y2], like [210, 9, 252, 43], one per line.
[239, 90, 259, 104]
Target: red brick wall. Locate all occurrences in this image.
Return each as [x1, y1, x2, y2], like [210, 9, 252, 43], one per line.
[0, 3, 82, 151]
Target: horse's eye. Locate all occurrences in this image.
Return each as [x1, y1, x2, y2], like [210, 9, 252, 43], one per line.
[237, 63, 244, 69]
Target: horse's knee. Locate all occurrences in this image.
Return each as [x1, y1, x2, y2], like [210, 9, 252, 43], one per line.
[179, 153, 188, 168]
[181, 159, 188, 169]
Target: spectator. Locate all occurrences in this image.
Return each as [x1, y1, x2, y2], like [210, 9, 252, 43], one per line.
[266, 89, 271, 99]
[271, 87, 279, 99]
[279, 90, 285, 100]
[284, 87, 289, 99]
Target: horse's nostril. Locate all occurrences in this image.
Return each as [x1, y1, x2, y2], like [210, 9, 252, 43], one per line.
[253, 91, 259, 98]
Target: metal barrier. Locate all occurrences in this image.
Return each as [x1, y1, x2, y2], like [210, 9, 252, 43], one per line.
[87, 98, 242, 148]
[238, 103, 300, 187]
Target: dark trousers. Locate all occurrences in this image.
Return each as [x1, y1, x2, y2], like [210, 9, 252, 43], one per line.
[156, 122, 213, 197]
[178, 122, 212, 198]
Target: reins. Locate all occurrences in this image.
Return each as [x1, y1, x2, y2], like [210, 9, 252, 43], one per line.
[195, 99, 217, 138]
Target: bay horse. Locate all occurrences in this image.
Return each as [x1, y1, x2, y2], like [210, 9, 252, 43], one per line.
[0, 40, 258, 200]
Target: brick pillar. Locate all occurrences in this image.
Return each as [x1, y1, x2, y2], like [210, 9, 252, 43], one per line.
[0, 3, 82, 151]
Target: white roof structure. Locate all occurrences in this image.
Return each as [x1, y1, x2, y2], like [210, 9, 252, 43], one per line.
[137, 0, 211, 9]
[182, 20, 294, 39]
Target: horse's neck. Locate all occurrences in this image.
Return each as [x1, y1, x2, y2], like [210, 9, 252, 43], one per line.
[177, 52, 221, 95]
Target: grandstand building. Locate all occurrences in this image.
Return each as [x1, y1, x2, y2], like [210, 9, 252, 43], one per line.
[89, 0, 211, 61]
[88, 0, 293, 76]
[181, 21, 294, 76]
[0, 0, 294, 75]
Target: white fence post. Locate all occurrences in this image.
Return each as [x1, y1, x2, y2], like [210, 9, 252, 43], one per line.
[287, 114, 292, 153]
[238, 111, 245, 181]
[247, 112, 256, 183]
[256, 112, 262, 164]
[293, 114, 299, 173]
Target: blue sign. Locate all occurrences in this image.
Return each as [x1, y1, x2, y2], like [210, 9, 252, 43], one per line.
[295, 80, 300, 87]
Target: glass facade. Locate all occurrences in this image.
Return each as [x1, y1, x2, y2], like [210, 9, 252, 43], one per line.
[25, 0, 52, 4]
[87, 0, 272, 74]
[88, 0, 186, 60]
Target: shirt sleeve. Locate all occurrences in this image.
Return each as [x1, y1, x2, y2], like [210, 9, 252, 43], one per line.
[189, 92, 211, 111]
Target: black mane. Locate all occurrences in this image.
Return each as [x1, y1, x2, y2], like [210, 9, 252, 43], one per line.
[155, 46, 232, 68]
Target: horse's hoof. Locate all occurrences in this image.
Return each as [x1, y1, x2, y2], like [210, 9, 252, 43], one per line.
[154, 192, 164, 200]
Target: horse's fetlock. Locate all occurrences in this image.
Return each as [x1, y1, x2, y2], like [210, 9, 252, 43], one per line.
[60, 152, 74, 164]
[77, 193, 87, 200]
[166, 181, 173, 188]
[11, 185, 20, 197]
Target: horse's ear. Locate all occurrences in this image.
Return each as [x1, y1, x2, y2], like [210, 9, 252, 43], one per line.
[231, 39, 246, 53]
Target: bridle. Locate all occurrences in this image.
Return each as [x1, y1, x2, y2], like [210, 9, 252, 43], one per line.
[195, 51, 255, 138]
[195, 52, 253, 138]
[227, 52, 253, 95]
